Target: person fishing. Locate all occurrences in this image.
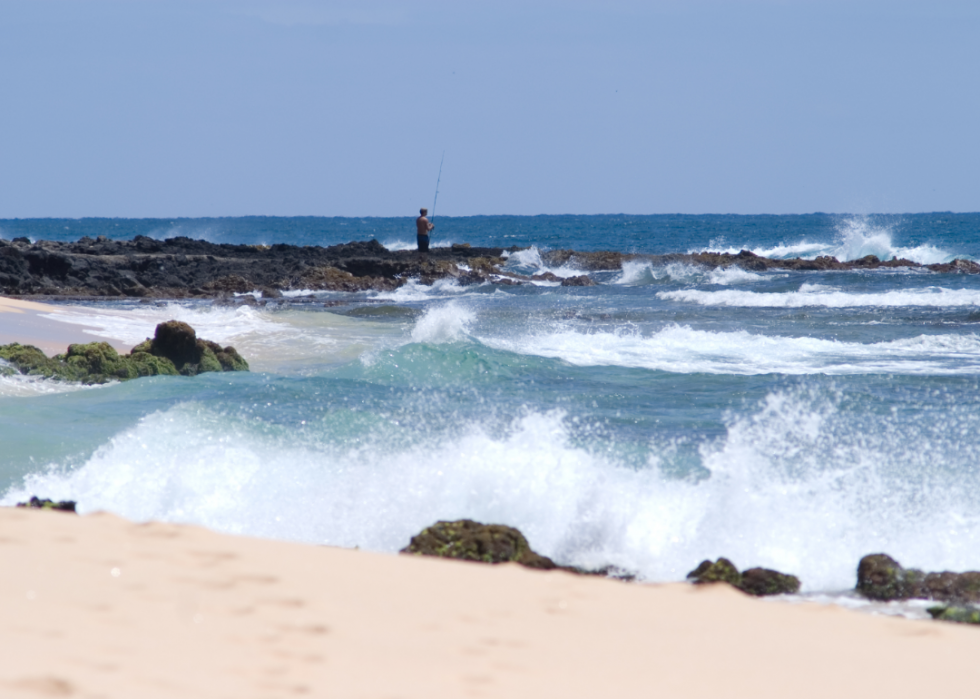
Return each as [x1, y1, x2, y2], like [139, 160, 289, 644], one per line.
[416, 207, 434, 256]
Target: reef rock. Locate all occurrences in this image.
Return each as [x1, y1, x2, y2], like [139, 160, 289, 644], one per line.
[856, 553, 980, 603]
[0, 321, 248, 384]
[687, 558, 801, 596]
[16, 496, 76, 513]
[401, 519, 558, 570]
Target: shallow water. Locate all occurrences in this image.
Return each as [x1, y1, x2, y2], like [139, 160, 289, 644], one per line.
[3, 213, 980, 603]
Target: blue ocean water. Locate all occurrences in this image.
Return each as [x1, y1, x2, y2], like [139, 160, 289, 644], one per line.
[3, 213, 980, 603]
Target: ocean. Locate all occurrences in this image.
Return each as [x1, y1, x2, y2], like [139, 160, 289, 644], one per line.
[2, 212, 980, 615]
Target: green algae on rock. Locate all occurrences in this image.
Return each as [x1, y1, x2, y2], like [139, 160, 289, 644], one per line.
[856, 553, 980, 603]
[927, 605, 980, 625]
[399, 519, 636, 579]
[400, 519, 559, 570]
[16, 496, 76, 513]
[687, 558, 801, 596]
[0, 320, 248, 384]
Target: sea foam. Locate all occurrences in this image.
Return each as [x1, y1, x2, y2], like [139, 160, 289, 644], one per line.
[7, 386, 980, 592]
[658, 286, 980, 308]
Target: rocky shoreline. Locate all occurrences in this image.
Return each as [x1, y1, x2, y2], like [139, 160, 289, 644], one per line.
[2, 235, 979, 299]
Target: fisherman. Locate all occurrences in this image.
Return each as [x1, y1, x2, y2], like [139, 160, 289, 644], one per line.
[416, 207, 434, 255]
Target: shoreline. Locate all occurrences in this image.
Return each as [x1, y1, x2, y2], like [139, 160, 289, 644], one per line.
[3, 507, 979, 698]
[0, 296, 132, 356]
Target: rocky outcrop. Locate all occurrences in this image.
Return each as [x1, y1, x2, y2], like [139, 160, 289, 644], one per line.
[16, 496, 76, 513]
[0, 321, 248, 384]
[3, 235, 977, 300]
[687, 557, 801, 596]
[400, 519, 559, 570]
[855, 553, 980, 603]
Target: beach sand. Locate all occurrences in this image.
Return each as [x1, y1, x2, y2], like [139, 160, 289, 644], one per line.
[0, 296, 131, 356]
[1, 506, 978, 699]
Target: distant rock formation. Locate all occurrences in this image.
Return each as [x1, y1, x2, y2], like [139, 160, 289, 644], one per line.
[855, 553, 980, 603]
[0, 321, 248, 384]
[687, 557, 801, 596]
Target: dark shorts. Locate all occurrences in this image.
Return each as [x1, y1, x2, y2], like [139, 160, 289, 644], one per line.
[417, 234, 429, 252]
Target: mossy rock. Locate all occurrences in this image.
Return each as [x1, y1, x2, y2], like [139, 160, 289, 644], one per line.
[739, 567, 801, 596]
[857, 553, 980, 603]
[145, 321, 249, 376]
[0, 343, 78, 380]
[687, 558, 742, 587]
[16, 496, 76, 513]
[856, 553, 918, 600]
[928, 605, 980, 624]
[400, 519, 557, 570]
[688, 558, 801, 596]
[0, 321, 247, 384]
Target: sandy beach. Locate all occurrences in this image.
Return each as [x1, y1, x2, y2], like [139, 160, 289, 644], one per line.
[1, 506, 978, 699]
[0, 297, 131, 356]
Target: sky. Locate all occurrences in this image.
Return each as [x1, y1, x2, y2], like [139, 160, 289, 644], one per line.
[0, 0, 978, 217]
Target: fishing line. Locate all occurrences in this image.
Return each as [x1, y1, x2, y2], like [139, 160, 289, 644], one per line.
[431, 151, 445, 222]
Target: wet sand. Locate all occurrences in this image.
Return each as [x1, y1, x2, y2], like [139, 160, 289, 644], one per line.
[1, 507, 978, 699]
[0, 296, 131, 355]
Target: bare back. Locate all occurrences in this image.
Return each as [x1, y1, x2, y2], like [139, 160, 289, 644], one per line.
[416, 215, 433, 236]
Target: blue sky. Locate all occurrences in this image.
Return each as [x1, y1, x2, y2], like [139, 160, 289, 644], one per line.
[1, 0, 977, 217]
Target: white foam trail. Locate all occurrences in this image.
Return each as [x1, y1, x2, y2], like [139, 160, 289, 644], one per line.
[8, 391, 980, 592]
[0, 371, 104, 398]
[410, 302, 475, 344]
[479, 324, 980, 375]
[380, 239, 452, 252]
[706, 267, 767, 285]
[659, 286, 980, 308]
[370, 277, 471, 302]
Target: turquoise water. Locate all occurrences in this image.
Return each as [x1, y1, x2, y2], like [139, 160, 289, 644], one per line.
[2, 213, 980, 598]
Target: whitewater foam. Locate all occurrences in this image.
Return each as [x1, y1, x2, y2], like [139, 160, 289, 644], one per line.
[7, 386, 980, 592]
[692, 216, 958, 265]
[478, 324, 980, 375]
[410, 302, 475, 344]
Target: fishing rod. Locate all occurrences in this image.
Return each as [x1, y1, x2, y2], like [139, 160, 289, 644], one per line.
[431, 151, 445, 222]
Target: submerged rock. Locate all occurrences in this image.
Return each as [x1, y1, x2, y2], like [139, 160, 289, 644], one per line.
[687, 558, 801, 596]
[16, 496, 76, 513]
[400, 519, 558, 570]
[561, 275, 597, 287]
[856, 553, 980, 603]
[0, 321, 248, 384]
